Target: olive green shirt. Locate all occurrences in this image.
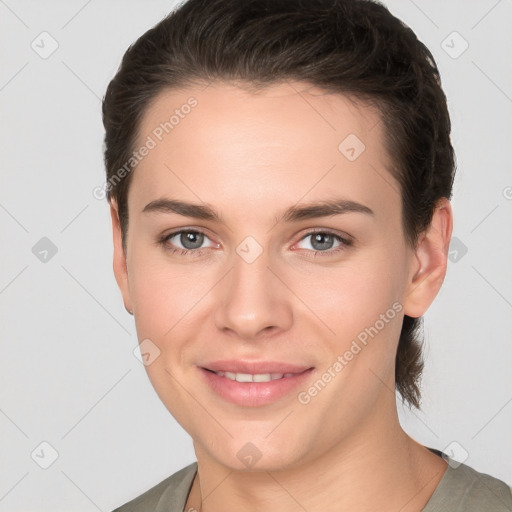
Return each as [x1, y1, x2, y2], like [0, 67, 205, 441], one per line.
[112, 449, 512, 511]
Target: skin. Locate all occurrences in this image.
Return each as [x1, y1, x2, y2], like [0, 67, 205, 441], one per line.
[111, 81, 453, 512]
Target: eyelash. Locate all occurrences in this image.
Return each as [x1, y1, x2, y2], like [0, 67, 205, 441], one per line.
[158, 229, 353, 258]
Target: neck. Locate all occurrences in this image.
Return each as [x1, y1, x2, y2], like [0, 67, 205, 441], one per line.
[187, 399, 447, 512]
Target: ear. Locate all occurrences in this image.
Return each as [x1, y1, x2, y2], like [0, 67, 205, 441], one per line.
[110, 200, 133, 315]
[403, 198, 453, 318]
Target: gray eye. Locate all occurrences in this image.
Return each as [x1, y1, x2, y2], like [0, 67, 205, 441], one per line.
[179, 231, 204, 249]
[309, 233, 336, 251]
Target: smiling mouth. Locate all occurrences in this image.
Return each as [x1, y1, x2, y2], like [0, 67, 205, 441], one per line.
[199, 366, 315, 406]
[203, 369, 299, 382]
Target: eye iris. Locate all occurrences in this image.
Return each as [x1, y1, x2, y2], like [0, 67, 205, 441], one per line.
[181, 231, 204, 250]
[311, 233, 334, 251]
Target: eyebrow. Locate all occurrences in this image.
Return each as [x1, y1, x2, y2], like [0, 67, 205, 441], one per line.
[142, 197, 374, 223]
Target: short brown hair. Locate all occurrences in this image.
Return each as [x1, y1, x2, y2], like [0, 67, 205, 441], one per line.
[102, 0, 456, 409]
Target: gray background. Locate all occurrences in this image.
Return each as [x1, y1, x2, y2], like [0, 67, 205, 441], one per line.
[1, 0, 511, 510]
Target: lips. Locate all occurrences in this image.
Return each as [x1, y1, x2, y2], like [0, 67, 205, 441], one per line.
[198, 360, 315, 406]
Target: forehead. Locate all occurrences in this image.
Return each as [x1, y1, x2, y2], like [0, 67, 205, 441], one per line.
[129, 81, 398, 221]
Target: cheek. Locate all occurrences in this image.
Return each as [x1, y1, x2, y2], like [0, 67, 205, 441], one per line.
[291, 248, 406, 342]
[291, 256, 406, 412]
[127, 255, 209, 423]
[127, 252, 219, 376]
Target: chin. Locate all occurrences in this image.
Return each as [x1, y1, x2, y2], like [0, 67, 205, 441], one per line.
[199, 433, 308, 473]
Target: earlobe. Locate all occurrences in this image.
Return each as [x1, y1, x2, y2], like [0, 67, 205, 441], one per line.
[110, 201, 133, 315]
[403, 198, 453, 318]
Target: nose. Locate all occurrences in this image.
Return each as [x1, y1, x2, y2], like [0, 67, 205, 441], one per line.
[213, 244, 293, 341]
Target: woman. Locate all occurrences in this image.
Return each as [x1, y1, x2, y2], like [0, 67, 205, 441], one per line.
[102, 0, 512, 510]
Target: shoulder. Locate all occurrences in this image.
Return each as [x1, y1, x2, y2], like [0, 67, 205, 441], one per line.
[111, 462, 198, 512]
[425, 459, 512, 511]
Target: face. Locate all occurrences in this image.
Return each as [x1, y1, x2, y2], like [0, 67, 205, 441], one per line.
[111, 81, 443, 471]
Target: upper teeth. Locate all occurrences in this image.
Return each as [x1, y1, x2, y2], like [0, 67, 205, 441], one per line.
[215, 371, 295, 382]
